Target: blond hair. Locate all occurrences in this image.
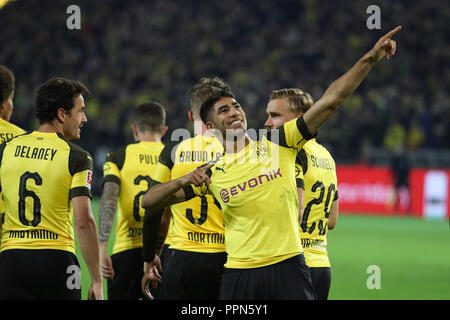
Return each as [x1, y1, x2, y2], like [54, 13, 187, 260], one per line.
[269, 88, 314, 114]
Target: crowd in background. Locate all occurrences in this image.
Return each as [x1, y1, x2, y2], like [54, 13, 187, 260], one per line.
[1, 0, 448, 195]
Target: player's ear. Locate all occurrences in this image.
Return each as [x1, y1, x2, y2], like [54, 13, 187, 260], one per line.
[160, 125, 168, 138]
[131, 123, 138, 139]
[56, 108, 66, 123]
[188, 110, 194, 122]
[205, 121, 215, 130]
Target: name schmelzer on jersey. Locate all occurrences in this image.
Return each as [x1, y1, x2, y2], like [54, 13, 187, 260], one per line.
[14, 145, 57, 161]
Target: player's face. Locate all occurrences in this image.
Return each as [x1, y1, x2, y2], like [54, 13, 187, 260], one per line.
[62, 94, 87, 140]
[207, 96, 247, 140]
[265, 98, 298, 129]
[2, 91, 14, 121]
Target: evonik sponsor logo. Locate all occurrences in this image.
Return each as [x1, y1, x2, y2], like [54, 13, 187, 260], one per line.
[220, 168, 282, 203]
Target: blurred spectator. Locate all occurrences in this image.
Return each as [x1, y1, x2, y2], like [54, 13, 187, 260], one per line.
[0, 0, 448, 196]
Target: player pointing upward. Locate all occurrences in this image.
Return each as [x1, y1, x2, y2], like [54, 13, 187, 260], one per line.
[143, 27, 401, 299]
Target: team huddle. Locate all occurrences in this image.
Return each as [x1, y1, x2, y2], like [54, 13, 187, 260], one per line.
[0, 27, 400, 300]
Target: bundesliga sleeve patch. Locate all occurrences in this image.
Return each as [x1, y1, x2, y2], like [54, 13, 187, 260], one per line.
[86, 170, 93, 190]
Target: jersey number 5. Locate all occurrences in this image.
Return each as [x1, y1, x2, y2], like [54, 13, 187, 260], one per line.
[186, 196, 221, 225]
[18, 172, 42, 227]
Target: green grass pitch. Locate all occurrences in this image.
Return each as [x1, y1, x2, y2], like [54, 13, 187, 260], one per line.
[77, 198, 450, 300]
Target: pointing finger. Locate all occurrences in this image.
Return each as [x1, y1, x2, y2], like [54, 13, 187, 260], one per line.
[384, 26, 402, 39]
[201, 162, 215, 172]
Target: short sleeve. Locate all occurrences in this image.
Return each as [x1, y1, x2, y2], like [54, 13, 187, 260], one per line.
[69, 148, 93, 199]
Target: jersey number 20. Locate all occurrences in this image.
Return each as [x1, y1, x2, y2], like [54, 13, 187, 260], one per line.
[301, 181, 336, 235]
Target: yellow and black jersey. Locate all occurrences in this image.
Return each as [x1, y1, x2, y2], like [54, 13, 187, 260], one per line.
[153, 134, 225, 253]
[0, 118, 25, 216]
[186, 117, 314, 269]
[0, 131, 92, 253]
[296, 139, 338, 267]
[0, 118, 25, 144]
[103, 141, 164, 255]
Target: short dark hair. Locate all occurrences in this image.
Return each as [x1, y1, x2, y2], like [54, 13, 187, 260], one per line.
[131, 101, 166, 133]
[199, 90, 234, 124]
[189, 77, 235, 114]
[0, 65, 15, 105]
[36, 77, 89, 124]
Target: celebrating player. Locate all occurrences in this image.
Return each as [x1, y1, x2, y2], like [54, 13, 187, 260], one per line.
[142, 27, 401, 299]
[265, 88, 339, 299]
[141, 77, 231, 300]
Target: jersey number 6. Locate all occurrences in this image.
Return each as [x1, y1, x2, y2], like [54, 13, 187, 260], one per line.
[18, 171, 42, 227]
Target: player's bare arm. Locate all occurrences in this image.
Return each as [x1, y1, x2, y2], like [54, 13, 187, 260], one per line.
[328, 200, 339, 230]
[303, 26, 401, 135]
[141, 162, 214, 211]
[98, 181, 120, 280]
[73, 196, 104, 300]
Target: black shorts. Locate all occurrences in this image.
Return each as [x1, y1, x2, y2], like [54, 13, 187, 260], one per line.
[220, 254, 316, 300]
[108, 247, 144, 300]
[0, 249, 81, 300]
[159, 249, 227, 300]
[309, 267, 331, 300]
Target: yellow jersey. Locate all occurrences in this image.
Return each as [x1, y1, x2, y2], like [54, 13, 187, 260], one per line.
[153, 135, 225, 253]
[187, 117, 314, 269]
[0, 118, 25, 216]
[103, 141, 164, 255]
[0, 132, 93, 253]
[296, 139, 338, 267]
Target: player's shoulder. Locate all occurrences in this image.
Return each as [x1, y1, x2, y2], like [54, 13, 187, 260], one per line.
[305, 139, 334, 160]
[0, 118, 25, 133]
[104, 144, 127, 167]
[62, 136, 91, 157]
[158, 138, 184, 169]
[52, 135, 93, 174]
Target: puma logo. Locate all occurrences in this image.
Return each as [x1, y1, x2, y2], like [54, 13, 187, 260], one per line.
[215, 166, 226, 174]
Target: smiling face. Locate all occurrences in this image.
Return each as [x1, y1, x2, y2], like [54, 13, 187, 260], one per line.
[61, 94, 87, 140]
[265, 98, 299, 129]
[205, 96, 247, 141]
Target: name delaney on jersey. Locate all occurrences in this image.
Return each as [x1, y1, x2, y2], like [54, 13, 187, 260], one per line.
[14, 145, 57, 161]
[219, 168, 283, 203]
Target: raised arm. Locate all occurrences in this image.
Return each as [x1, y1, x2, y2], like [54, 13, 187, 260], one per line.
[303, 26, 401, 135]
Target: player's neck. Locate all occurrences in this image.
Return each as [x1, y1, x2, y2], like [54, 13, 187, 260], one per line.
[193, 119, 214, 137]
[38, 121, 64, 136]
[136, 132, 161, 142]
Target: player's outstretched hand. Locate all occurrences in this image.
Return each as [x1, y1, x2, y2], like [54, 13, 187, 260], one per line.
[180, 162, 215, 187]
[367, 26, 401, 63]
